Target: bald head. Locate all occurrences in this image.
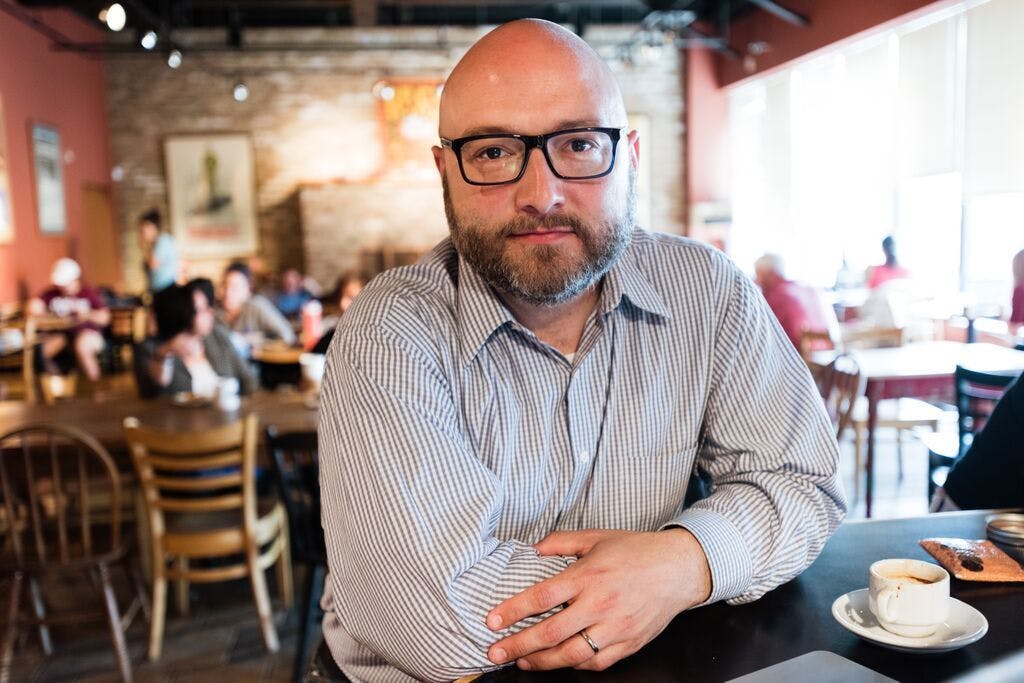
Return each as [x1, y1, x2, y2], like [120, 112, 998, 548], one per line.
[439, 19, 627, 137]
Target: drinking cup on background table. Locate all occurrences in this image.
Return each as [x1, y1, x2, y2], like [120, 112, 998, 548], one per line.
[868, 559, 949, 637]
[299, 352, 326, 394]
[217, 376, 241, 411]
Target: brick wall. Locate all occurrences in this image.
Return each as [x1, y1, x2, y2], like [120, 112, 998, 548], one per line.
[106, 25, 683, 292]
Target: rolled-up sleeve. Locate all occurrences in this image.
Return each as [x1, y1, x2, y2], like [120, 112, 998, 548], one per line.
[318, 308, 568, 682]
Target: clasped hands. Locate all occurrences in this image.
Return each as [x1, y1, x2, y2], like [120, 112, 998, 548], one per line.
[485, 527, 712, 672]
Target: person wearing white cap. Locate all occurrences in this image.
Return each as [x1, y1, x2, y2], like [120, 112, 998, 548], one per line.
[28, 257, 111, 382]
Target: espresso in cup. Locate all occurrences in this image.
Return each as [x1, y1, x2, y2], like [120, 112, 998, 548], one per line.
[868, 559, 950, 637]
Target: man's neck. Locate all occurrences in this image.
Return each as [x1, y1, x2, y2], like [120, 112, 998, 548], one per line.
[497, 284, 602, 356]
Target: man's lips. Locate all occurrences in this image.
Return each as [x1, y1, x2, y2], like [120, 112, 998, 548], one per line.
[507, 228, 575, 244]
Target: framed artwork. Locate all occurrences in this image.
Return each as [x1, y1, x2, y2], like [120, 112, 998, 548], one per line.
[164, 133, 258, 259]
[30, 122, 66, 235]
[0, 95, 12, 244]
[377, 79, 443, 180]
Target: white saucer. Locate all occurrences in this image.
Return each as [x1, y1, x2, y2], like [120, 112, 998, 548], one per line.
[832, 588, 987, 653]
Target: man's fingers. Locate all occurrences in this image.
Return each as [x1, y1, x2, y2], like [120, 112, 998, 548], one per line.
[533, 529, 609, 557]
[572, 641, 631, 672]
[487, 608, 589, 664]
[514, 626, 603, 671]
[487, 573, 578, 631]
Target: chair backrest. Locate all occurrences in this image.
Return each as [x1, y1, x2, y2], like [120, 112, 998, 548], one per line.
[844, 325, 905, 350]
[818, 354, 863, 440]
[0, 422, 123, 570]
[265, 426, 323, 563]
[123, 414, 259, 534]
[955, 366, 1019, 456]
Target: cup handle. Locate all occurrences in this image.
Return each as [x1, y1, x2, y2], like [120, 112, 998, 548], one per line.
[876, 587, 899, 622]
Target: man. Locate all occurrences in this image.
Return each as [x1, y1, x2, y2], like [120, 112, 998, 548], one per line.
[318, 20, 845, 682]
[220, 261, 296, 346]
[28, 257, 110, 382]
[754, 253, 837, 351]
[273, 268, 314, 319]
[138, 208, 179, 293]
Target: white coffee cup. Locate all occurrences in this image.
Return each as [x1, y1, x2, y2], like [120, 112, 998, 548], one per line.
[216, 376, 241, 411]
[299, 352, 326, 394]
[868, 558, 950, 637]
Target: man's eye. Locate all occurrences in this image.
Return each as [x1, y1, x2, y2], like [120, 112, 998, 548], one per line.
[479, 147, 509, 160]
[570, 139, 595, 153]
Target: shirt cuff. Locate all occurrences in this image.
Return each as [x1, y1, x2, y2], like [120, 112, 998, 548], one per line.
[660, 508, 754, 605]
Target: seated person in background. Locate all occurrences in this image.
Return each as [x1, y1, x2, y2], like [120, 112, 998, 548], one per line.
[273, 268, 314, 319]
[1010, 248, 1024, 327]
[220, 261, 296, 347]
[318, 19, 845, 681]
[311, 272, 364, 355]
[754, 253, 834, 350]
[28, 258, 110, 382]
[135, 280, 257, 399]
[866, 235, 909, 289]
[933, 373, 1023, 510]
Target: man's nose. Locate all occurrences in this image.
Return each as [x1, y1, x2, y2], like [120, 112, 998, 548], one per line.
[514, 148, 565, 216]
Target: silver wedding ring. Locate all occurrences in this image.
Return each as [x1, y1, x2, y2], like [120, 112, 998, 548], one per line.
[579, 629, 600, 654]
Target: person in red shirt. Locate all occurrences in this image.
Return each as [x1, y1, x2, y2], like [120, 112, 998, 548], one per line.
[1010, 248, 1024, 327]
[28, 258, 110, 381]
[866, 235, 910, 289]
[754, 253, 835, 351]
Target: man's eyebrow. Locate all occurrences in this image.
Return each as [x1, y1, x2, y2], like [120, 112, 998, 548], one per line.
[452, 120, 607, 138]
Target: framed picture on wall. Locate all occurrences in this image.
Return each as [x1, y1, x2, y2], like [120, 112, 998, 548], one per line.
[0, 95, 13, 244]
[376, 79, 443, 180]
[29, 122, 67, 235]
[164, 133, 258, 259]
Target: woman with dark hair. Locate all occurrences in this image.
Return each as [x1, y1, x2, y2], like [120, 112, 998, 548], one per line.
[134, 281, 257, 398]
[866, 235, 910, 289]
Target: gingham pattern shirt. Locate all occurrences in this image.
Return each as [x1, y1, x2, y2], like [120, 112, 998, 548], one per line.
[318, 230, 847, 683]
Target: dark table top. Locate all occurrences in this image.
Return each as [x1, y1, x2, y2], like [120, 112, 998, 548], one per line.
[481, 510, 1024, 683]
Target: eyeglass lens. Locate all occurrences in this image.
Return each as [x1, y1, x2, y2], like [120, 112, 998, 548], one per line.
[459, 130, 615, 183]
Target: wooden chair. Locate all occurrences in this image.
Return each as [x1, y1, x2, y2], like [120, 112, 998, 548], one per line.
[122, 413, 292, 661]
[0, 316, 37, 404]
[818, 354, 863, 442]
[265, 426, 324, 682]
[106, 306, 147, 373]
[0, 423, 146, 682]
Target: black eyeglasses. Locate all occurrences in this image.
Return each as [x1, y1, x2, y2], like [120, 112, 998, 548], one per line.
[440, 127, 625, 186]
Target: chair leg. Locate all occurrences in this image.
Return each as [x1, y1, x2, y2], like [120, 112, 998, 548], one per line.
[246, 545, 279, 654]
[293, 563, 326, 683]
[99, 562, 133, 683]
[1, 571, 23, 683]
[896, 428, 904, 480]
[853, 426, 864, 503]
[127, 559, 152, 623]
[175, 558, 189, 616]
[148, 566, 167, 661]
[27, 576, 53, 655]
[276, 522, 294, 609]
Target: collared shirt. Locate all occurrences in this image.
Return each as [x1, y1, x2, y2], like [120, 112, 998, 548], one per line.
[318, 230, 847, 683]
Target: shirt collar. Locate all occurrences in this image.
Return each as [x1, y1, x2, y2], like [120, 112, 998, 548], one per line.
[456, 253, 515, 365]
[597, 233, 672, 320]
[454, 231, 672, 365]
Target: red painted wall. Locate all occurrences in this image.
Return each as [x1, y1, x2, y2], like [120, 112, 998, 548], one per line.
[685, 0, 945, 225]
[0, 8, 110, 304]
[686, 47, 730, 210]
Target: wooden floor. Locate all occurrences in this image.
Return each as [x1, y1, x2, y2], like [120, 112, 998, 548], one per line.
[7, 423, 943, 681]
[7, 565, 314, 682]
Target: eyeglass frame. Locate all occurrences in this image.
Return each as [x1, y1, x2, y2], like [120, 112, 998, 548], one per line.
[439, 126, 626, 186]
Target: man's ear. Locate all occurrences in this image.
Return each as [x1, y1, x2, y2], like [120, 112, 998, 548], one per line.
[432, 146, 445, 177]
